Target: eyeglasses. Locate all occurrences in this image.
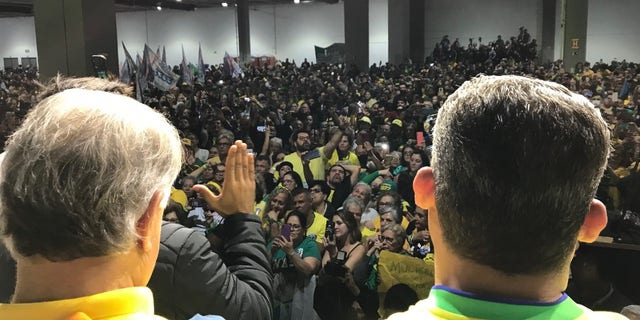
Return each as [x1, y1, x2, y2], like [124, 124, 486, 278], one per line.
[288, 224, 302, 230]
[282, 179, 295, 184]
[379, 235, 394, 243]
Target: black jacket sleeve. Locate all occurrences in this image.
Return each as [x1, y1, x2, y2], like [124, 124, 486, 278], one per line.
[151, 213, 273, 320]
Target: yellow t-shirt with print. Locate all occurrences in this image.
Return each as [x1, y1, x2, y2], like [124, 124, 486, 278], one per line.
[306, 212, 328, 244]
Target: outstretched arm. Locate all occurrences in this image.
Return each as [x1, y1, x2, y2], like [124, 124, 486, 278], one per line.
[152, 141, 272, 319]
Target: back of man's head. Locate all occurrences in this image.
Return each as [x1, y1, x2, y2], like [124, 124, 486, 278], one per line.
[432, 75, 610, 275]
[0, 87, 182, 262]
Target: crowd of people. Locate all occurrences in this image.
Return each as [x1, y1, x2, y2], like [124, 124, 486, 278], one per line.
[1, 28, 640, 319]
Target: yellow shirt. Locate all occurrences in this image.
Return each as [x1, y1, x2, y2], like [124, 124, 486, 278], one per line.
[327, 150, 361, 167]
[0, 287, 165, 320]
[283, 147, 328, 187]
[307, 212, 328, 244]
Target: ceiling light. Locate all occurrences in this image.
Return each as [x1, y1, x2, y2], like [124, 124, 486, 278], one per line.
[294, 0, 300, 3]
[156, 3, 162, 10]
[176, 0, 181, 2]
[221, 2, 228, 7]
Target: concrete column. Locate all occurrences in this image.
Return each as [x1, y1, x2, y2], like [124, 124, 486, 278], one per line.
[388, 0, 425, 65]
[345, 0, 369, 72]
[388, 0, 410, 65]
[540, 0, 556, 63]
[236, 0, 251, 64]
[409, 0, 425, 64]
[563, 0, 588, 72]
[33, 0, 118, 81]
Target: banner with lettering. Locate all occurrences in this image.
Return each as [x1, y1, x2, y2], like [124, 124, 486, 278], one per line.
[377, 251, 434, 299]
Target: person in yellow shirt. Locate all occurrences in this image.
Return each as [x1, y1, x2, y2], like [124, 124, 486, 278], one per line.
[283, 128, 343, 187]
[0, 83, 183, 319]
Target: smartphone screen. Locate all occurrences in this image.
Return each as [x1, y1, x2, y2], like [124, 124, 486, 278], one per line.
[257, 125, 266, 132]
[281, 224, 291, 241]
[416, 132, 425, 147]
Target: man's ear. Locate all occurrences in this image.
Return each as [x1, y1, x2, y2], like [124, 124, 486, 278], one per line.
[136, 190, 167, 251]
[413, 167, 436, 209]
[577, 199, 608, 243]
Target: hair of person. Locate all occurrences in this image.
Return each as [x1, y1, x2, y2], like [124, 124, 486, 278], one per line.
[290, 129, 310, 144]
[217, 131, 234, 143]
[380, 223, 406, 249]
[269, 137, 283, 147]
[213, 163, 225, 174]
[164, 199, 188, 226]
[431, 75, 610, 275]
[308, 180, 330, 195]
[36, 74, 134, 101]
[377, 190, 402, 212]
[282, 171, 303, 190]
[383, 284, 419, 313]
[379, 205, 401, 224]
[286, 210, 308, 232]
[183, 175, 197, 185]
[400, 145, 415, 166]
[352, 182, 373, 204]
[335, 209, 362, 243]
[255, 154, 271, 166]
[263, 186, 292, 218]
[342, 195, 365, 215]
[0, 87, 183, 261]
[290, 186, 310, 200]
[410, 149, 430, 169]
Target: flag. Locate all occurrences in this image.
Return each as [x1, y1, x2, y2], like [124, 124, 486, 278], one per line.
[181, 45, 193, 86]
[197, 43, 205, 84]
[620, 78, 631, 100]
[223, 51, 243, 78]
[162, 46, 167, 64]
[119, 42, 136, 84]
[136, 50, 148, 102]
[145, 44, 179, 91]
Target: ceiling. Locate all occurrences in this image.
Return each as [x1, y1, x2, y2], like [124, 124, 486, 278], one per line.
[0, 0, 338, 18]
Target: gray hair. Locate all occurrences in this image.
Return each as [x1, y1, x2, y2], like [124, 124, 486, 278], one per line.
[380, 223, 406, 251]
[342, 195, 365, 213]
[379, 205, 401, 224]
[352, 182, 372, 204]
[431, 75, 610, 274]
[0, 88, 183, 261]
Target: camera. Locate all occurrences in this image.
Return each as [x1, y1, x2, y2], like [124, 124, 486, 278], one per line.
[324, 250, 347, 277]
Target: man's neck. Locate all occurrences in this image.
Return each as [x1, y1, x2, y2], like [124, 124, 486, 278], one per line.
[306, 211, 315, 228]
[434, 249, 570, 303]
[12, 255, 138, 303]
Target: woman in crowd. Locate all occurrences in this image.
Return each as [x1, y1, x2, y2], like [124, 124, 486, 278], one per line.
[314, 210, 366, 320]
[261, 186, 292, 241]
[396, 149, 429, 208]
[269, 210, 321, 320]
[280, 171, 303, 191]
[357, 223, 410, 319]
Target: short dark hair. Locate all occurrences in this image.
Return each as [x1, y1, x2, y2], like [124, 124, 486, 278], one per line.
[290, 129, 310, 144]
[286, 210, 308, 231]
[432, 75, 610, 275]
[290, 186, 310, 200]
[308, 180, 330, 195]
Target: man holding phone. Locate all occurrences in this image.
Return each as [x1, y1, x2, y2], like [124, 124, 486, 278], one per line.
[283, 128, 343, 188]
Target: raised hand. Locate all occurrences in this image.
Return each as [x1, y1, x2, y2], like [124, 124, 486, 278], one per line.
[193, 140, 255, 217]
